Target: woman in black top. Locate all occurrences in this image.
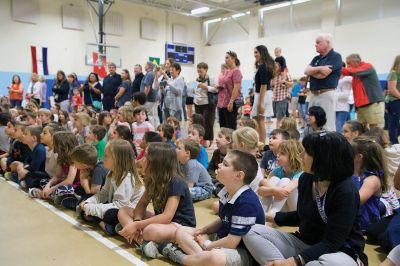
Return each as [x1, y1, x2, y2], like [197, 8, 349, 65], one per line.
[52, 70, 70, 111]
[253, 45, 275, 143]
[243, 132, 367, 266]
[82, 72, 103, 110]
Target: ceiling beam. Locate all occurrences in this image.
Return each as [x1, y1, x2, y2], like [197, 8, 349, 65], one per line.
[184, 0, 244, 14]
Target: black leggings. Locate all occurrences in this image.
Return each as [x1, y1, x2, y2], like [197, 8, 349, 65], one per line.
[195, 104, 216, 141]
[218, 106, 238, 130]
[81, 208, 119, 226]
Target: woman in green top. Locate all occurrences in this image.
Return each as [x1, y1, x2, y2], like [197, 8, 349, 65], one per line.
[387, 55, 400, 144]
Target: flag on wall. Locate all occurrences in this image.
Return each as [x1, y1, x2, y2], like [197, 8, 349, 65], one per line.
[30, 46, 49, 75]
[92, 52, 107, 78]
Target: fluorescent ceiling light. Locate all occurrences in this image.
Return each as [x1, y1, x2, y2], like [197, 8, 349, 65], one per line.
[222, 17, 229, 21]
[260, 0, 312, 12]
[205, 18, 221, 24]
[246, 11, 250, 14]
[191, 7, 210, 15]
[232, 13, 245, 18]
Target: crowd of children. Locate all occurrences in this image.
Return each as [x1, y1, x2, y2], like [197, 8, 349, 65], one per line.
[0, 97, 399, 265]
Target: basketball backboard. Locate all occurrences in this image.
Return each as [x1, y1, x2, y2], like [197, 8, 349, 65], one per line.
[85, 43, 121, 67]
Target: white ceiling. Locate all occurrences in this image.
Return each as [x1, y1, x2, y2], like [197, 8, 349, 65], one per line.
[122, 0, 282, 18]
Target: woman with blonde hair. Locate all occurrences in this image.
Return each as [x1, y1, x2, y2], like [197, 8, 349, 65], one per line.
[387, 55, 400, 144]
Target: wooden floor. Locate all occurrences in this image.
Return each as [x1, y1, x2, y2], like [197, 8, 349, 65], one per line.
[0, 177, 386, 266]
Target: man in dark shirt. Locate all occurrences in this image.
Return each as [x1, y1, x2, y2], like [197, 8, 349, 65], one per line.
[141, 62, 159, 128]
[131, 64, 144, 95]
[101, 62, 122, 111]
[304, 33, 342, 132]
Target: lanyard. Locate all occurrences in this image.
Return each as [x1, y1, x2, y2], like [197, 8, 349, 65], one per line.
[315, 184, 327, 224]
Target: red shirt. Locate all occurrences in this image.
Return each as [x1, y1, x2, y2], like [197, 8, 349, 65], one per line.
[71, 95, 83, 106]
[9, 83, 24, 100]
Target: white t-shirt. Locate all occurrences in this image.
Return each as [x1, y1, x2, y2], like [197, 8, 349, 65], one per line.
[336, 76, 352, 112]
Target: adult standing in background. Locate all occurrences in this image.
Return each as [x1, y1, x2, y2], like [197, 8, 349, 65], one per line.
[385, 55, 400, 144]
[273, 61, 293, 128]
[82, 72, 103, 109]
[217, 51, 242, 130]
[38, 75, 47, 108]
[140, 61, 159, 128]
[27, 73, 42, 107]
[8, 74, 24, 107]
[131, 64, 144, 95]
[275, 47, 287, 72]
[194, 62, 218, 144]
[115, 69, 132, 108]
[163, 62, 184, 119]
[304, 33, 342, 131]
[52, 70, 69, 111]
[252, 45, 275, 143]
[101, 62, 121, 111]
[342, 53, 385, 129]
[335, 64, 352, 133]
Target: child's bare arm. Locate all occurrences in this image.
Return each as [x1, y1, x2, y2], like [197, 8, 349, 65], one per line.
[51, 165, 77, 189]
[204, 234, 242, 250]
[135, 195, 180, 230]
[283, 179, 299, 194]
[197, 218, 222, 235]
[132, 192, 151, 221]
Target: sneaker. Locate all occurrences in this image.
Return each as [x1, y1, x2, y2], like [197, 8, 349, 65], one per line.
[4, 172, 12, 181]
[28, 188, 41, 198]
[115, 223, 123, 233]
[161, 243, 185, 263]
[61, 196, 79, 210]
[141, 241, 160, 259]
[54, 194, 66, 206]
[19, 180, 27, 189]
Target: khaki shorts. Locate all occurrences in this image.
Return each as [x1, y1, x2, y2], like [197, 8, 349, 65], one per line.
[356, 102, 384, 126]
[209, 234, 253, 266]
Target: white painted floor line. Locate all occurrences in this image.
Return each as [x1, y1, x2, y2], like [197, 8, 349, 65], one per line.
[0, 177, 148, 266]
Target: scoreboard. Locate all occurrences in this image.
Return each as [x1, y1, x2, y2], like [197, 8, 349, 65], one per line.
[165, 43, 195, 64]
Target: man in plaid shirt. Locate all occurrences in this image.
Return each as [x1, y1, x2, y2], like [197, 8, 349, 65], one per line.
[273, 62, 293, 127]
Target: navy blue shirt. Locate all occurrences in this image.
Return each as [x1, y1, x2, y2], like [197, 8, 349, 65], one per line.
[27, 143, 46, 172]
[260, 150, 277, 174]
[83, 82, 102, 104]
[217, 186, 265, 238]
[154, 176, 196, 227]
[309, 49, 342, 91]
[116, 80, 132, 107]
[102, 73, 122, 97]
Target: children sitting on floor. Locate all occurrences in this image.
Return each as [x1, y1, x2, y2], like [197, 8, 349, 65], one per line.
[188, 124, 208, 169]
[207, 127, 234, 195]
[167, 116, 181, 141]
[342, 120, 367, 142]
[74, 113, 91, 145]
[260, 129, 290, 177]
[89, 125, 107, 161]
[37, 108, 52, 128]
[157, 123, 176, 148]
[79, 140, 144, 235]
[176, 139, 213, 201]
[258, 139, 304, 215]
[132, 106, 154, 154]
[15, 125, 46, 189]
[118, 143, 196, 259]
[161, 150, 265, 266]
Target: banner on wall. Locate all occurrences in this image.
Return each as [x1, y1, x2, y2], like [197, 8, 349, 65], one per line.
[149, 57, 160, 66]
[30, 46, 49, 75]
[92, 52, 107, 78]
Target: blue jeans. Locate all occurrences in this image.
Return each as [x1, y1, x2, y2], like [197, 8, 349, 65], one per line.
[190, 186, 212, 202]
[10, 100, 22, 108]
[387, 100, 400, 144]
[336, 111, 349, 133]
[299, 103, 308, 126]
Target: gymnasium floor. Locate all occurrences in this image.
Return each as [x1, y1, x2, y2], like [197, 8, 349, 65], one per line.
[0, 176, 386, 266]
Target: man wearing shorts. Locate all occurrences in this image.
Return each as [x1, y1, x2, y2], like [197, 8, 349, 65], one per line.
[305, 33, 342, 131]
[342, 53, 384, 128]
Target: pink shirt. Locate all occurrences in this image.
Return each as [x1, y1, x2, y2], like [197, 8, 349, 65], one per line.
[217, 68, 242, 108]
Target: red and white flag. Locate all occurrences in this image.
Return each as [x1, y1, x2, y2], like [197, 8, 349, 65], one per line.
[30, 46, 49, 75]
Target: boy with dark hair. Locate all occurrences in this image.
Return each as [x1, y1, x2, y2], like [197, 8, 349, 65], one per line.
[15, 125, 46, 188]
[24, 111, 37, 125]
[60, 144, 108, 209]
[176, 139, 213, 201]
[89, 125, 107, 160]
[188, 124, 208, 168]
[132, 92, 147, 107]
[157, 123, 176, 148]
[260, 129, 290, 176]
[162, 150, 265, 266]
